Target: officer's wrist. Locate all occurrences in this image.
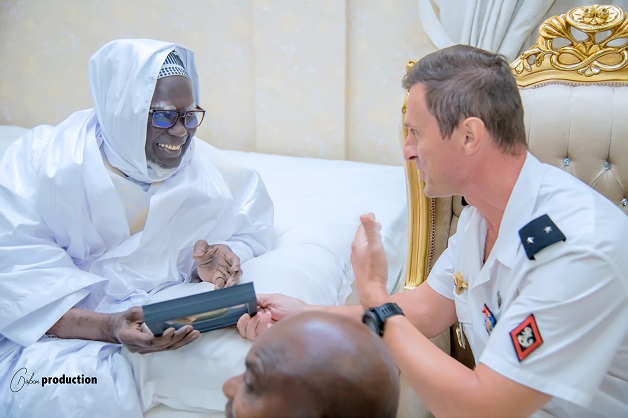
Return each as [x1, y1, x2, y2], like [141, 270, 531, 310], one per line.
[359, 288, 391, 310]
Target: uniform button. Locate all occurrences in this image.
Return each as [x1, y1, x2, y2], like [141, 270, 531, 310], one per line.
[604, 161, 612, 170]
[563, 157, 571, 166]
[622, 198, 628, 207]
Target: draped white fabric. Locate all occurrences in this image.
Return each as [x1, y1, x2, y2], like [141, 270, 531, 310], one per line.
[0, 122, 409, 416]
[0, 39, 274, 416]
[90, 40, 199, 183]
[418, 0, 556, 61]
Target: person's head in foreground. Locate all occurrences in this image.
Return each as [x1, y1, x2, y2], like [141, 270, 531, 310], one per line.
[223, 311, 400, 418]
[401, 44, 527, 199]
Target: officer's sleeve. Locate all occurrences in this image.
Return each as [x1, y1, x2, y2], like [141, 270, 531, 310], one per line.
[479, 246, 626, 409]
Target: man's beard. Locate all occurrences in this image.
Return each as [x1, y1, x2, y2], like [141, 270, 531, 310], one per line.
[146, 157, 177, 180]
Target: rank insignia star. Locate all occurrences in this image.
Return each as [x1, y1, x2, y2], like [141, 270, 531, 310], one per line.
[451, 272, 467, 294]
[518, 214, 566, 260]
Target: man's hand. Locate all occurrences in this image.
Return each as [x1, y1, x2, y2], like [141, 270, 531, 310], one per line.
[193, 240, 242, 288]
[351, 213, 391, 308]
[110, 307, 200, 354]
[236, 293, 309, 341]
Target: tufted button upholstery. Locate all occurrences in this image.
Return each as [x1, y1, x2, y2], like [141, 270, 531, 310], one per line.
[520, 84, 628, 214]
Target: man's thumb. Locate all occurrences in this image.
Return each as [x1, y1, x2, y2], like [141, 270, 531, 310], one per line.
[360, 213, 381, 241]
[193, 240, 209, 257]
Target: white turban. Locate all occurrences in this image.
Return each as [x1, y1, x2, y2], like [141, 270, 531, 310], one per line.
[89, 39, 200, 183]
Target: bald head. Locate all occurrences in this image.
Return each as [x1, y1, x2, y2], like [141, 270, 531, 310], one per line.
[223, 311, 400, 418]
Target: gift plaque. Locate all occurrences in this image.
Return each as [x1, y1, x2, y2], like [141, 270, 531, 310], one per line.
[143, 282, 257, 336]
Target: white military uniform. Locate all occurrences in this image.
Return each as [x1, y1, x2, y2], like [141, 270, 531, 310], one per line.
[0, 40, 273, 417]
[428, 153, 628, 417]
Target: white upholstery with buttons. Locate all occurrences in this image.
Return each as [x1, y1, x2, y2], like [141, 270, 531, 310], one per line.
[520, 84, 628, 211]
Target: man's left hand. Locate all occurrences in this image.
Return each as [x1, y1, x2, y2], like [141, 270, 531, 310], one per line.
[351, 213, 391, 308]
[113, 307, 200, 353]
[193, 241, 242, 288]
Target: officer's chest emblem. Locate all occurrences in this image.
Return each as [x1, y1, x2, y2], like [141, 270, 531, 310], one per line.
[482, 304, 497, 335]
[451, 272, 467, 294]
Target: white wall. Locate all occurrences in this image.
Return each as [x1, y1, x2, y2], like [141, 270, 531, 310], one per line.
[0, 0, 437, 165]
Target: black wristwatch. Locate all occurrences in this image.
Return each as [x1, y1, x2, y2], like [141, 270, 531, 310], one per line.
[361, 303, 404, 336]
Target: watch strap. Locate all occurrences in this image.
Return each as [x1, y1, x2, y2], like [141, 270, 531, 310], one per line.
[373, 302, 404, 320]
[370, 302, 404, 336]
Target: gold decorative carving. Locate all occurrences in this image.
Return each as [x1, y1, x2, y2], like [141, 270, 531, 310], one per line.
[511, 5, 628, 87]
[402, 60, 432, 290]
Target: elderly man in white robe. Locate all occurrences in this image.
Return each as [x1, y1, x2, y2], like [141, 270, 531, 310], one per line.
[0, 39, 273, 416]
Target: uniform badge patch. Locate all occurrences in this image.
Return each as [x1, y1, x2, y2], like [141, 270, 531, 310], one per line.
[518, 214, 565, 260]
[482, 304, 496, 335]
[510, 314, 543, 362]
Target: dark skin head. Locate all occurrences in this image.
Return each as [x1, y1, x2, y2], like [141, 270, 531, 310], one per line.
[145, 75, 197, 169]
[223, 311, 400, 418]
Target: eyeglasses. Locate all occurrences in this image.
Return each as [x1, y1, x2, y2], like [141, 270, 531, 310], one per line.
[149, 108, 206, 129]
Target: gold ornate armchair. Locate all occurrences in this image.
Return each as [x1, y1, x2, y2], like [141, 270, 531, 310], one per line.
[401, 4, 628, 367]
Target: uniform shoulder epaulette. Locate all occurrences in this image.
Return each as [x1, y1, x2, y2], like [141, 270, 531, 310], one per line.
[518, 214, 566, 260]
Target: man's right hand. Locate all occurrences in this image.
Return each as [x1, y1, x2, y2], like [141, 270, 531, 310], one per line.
[236, 293, 310, 341]
[111, 307, 200, 354]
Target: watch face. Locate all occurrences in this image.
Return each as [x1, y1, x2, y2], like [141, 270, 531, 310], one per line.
[361, 310, 381, 335]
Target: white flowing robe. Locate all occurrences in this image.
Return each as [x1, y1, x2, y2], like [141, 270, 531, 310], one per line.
[0, 39, 273, 417]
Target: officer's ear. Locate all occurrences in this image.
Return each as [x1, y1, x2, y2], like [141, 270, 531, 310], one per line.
[459, 117, 485, 156]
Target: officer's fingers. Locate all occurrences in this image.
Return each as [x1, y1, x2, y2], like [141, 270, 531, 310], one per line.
[255, 312, 273, 336]
[244, 314, 260, 340]
[244, 312, 270, 341]
[236, 313, 252, 337]
[359, 213, 382, 246]
[359, 212, 376, 224]
[256, 293, 275, 308]
[360, 213, 381, 233]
